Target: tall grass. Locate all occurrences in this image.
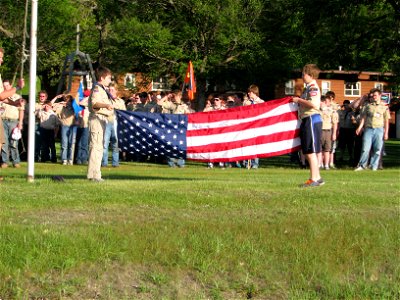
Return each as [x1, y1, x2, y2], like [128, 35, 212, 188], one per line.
[0, 141, 398, 299]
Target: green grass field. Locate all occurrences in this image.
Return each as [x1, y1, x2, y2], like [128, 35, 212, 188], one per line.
[0, 141, 399, 299]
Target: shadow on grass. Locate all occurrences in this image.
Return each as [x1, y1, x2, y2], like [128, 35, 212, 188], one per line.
[32, 174, 192, 181]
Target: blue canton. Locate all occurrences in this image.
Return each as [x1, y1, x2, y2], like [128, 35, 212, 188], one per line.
[116, 110, 188, 160]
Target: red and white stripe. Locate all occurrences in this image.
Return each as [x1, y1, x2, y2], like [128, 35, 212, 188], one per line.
[186, 97, 301, 162]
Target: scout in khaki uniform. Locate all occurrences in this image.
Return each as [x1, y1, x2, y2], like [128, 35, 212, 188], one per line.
[87, 66, 114, 182]
[0, 48, 25, 180]
[355, 88, 390, 171]
[1, 79, 25, 168]
[292, 64, 324, 187]
[319, 96, 338, 170]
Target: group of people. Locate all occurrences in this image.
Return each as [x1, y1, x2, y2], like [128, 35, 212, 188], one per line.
[0, 46, 391, 184]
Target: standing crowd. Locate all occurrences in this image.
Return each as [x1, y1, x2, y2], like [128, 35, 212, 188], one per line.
[0, 47, 392, 184]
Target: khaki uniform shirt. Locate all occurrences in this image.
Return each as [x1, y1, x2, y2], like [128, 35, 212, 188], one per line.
[54, 102, 75, 126]
[321, 105, 338, 130]
[243, 96, 264, 106]
[361, 102, 390, 128]
[89, 84, 113, 118]
[108, 97, 126, 122]
[38, 109, 60, 130]
[1, 103, 21, 120]
[161, 100, 176, 114]
[174, 103, 191, 114]
[299, 80, 321, 119]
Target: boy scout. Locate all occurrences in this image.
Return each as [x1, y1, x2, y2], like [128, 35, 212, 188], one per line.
[320, 96, 338, 170]
[355, 88, 390, 171]
[87, 66, 114, 182]
[0, 48, 24, 180]
[292, 64, 324, 187]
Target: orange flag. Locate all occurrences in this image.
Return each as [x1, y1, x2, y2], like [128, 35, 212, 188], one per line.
[183, 61, 196, 100]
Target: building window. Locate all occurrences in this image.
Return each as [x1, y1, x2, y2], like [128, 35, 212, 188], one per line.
[152, 76, 170, 91]
[285, 80, 295, 95]
[374, 82, 384, 91]
[321, 81, 331, 95]
[344, 82, 360, 96]
[124, 73, 136, 89]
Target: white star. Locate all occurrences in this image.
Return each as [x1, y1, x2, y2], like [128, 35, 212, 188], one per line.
[155, 119, 160, 123]
[136, 122, 140, 126]
[167, 130, 171, 134]
[168, 120, 172, 124]
[173, 135, 177, 139]
[142, 118, 146, 121]
[155, 129, 159, 134]
[148, 123, 153, 128]
[161, 135, 165, 139]
[179, 141, 184, 145]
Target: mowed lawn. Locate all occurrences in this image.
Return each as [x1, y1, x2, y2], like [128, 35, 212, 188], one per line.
[0, 141, 399, 299]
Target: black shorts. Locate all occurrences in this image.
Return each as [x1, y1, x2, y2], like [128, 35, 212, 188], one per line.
[300, 114, 322, 154]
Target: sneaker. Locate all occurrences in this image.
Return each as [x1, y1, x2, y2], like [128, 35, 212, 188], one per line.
[62, 160, 67, 165]
[354, 166, 364, 171]
[329, 164, 336, 169]
[317, 178, 325, 186]
[13, 163, 21, 168]
[1, 163, 8, 169]
[67, 160, 73, 165]
[300, 179, 321, 187]
[324, 166, 330, 170]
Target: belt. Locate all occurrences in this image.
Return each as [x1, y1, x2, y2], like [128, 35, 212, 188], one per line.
[322, 129, 332, 131]
[2, 118, 18, 122]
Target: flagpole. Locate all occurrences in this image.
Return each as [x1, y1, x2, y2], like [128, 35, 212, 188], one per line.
[27, 0, 38, 182]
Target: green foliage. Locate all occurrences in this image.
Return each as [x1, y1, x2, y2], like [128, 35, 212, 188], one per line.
[0, 0, 398, 97]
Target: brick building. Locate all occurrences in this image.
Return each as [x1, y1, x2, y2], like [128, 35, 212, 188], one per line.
[276, 69, 396, 105]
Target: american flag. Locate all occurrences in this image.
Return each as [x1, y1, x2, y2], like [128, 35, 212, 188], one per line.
[116, 97, 301, 162]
